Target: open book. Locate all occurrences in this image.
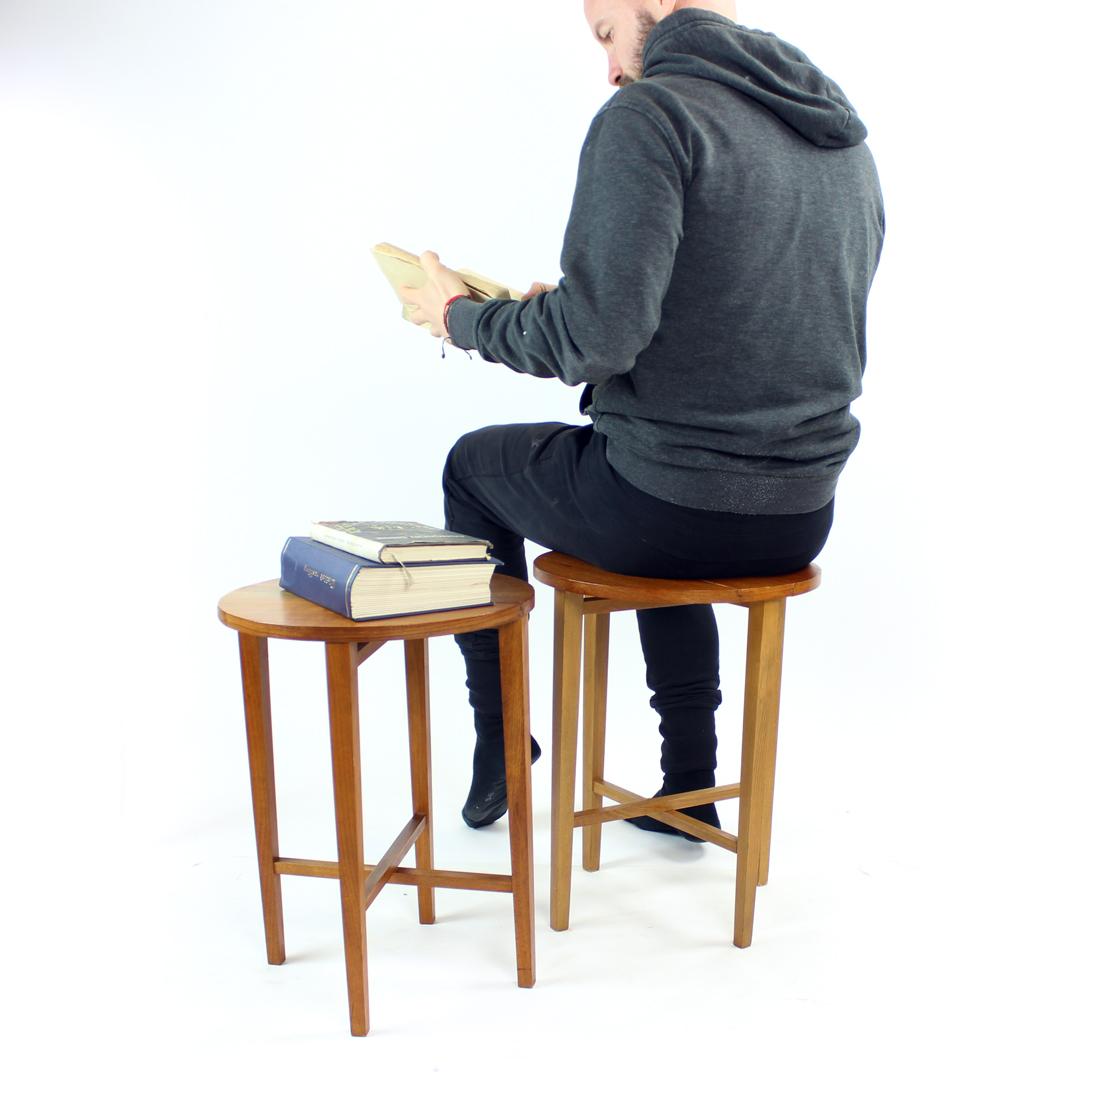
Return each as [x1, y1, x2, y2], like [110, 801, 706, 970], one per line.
[373, 242, 524, 328]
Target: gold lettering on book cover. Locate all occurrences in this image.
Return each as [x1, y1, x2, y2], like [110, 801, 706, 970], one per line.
[304, 565, 337, 589]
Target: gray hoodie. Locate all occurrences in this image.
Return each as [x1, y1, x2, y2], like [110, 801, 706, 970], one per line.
[447, 9, 885, 514]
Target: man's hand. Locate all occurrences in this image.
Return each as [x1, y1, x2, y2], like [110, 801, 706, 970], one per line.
[522, 281, 558, 300]
[398, 251, 470, 337]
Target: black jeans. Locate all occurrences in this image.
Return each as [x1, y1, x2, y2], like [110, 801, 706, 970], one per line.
[442, 423, 833, 776]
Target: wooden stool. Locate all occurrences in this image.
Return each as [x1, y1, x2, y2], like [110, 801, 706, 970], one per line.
[217, 575, 536, 1036]
[532, 552, 820, 948]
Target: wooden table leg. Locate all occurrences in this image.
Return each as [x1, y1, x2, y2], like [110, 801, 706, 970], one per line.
[582, 611, 610, 872]
[238, 633, 286, 965]
[734, 599, 785, 949]
[755, 600, 786, 887]
[550, 590, 583, 931]
[500, 616, 535, 988]
[326, 641, 369, 1036]
[404, 638, 435, 924]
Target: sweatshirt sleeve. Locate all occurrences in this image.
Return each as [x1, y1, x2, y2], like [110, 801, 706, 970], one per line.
[446, 101, 687, 387]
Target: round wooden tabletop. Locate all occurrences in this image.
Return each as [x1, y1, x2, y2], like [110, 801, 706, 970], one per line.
[532, 552, 820, 606]
[218, 575, 535, 642]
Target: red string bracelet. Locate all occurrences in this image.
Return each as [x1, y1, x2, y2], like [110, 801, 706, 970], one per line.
[443, 293, 470, 337]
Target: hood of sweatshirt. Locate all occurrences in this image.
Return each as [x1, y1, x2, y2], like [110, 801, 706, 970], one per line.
[642, 9, 868, 149]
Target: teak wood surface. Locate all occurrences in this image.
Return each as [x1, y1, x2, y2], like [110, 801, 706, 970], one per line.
[218, 574, 535, 642]
[221, 575, 536, 1037]
[536, 550, 811, 949]
[533, 551, 819, 606]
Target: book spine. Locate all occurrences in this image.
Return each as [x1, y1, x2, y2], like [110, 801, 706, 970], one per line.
[280, 537, 361, 618]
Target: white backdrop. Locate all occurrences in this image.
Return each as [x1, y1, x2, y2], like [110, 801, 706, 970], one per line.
[1, 0, 1097, 1093]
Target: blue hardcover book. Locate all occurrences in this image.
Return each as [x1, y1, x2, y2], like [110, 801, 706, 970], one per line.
[280, 537, 500, 621]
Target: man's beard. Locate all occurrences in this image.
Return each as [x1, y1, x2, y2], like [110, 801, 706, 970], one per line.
[619, 11, 658, 86]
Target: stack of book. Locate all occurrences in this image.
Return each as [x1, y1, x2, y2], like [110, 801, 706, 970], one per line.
[280, 521, 499, 621]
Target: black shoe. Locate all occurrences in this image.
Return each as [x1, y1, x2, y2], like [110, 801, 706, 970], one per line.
[462, 737, 542, 829]
[626, 770, 720, 842]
